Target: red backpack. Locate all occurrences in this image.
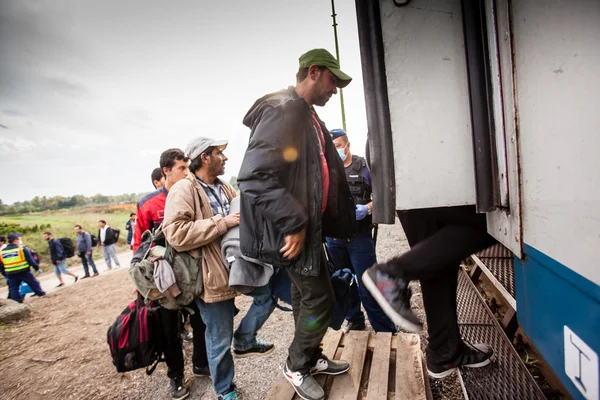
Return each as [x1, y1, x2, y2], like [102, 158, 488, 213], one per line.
[107, 296, 164, 375]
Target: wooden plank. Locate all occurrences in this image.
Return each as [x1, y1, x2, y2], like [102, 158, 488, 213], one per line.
[421, 348, 434, 400]
[366, 332, 392, 400]
[328, 330, 370, 399]
[315, 329, 344, 387]
[265, 366, 297, 400]
[395, 334, 426, 400]
[340, 331, 398, 351]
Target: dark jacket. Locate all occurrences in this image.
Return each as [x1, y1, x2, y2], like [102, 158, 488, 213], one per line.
[48, 238, 66, 263]
[0, 244, 39, 276]
[98, 227, 116, 246]
[76, 232, 93, 253]
[237, 87, 356, 277]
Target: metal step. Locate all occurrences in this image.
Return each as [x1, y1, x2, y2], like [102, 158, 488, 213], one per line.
[456, 269, 545, 400]
[471, 243, 516, 310]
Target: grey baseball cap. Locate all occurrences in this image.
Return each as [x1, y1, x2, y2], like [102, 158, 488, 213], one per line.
[185, 137, 228, 160]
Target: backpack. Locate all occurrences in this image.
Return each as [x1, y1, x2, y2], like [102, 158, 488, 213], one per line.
[58, 238, 75, 258]
[113, 229, 121, 243]
[107, 295, 164, 375]
[26, 247, 40, 264]
[90, 234, 99, 247]
[129, 226, 203, 310]
[270, 263, 353, 330]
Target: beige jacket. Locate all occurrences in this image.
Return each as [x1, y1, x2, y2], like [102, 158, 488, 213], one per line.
[162, 173, 238, 303]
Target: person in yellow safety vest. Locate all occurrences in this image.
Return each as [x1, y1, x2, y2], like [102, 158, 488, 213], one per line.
[0, 233, 46, 302]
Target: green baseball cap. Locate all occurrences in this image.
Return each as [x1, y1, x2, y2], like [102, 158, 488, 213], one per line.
[299, 48, 352, 88]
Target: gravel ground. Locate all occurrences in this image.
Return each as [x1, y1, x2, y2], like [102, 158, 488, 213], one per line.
[0, 219, 463, 400]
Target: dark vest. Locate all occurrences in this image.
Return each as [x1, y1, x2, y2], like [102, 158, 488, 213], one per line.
[346, 155, 372, 233]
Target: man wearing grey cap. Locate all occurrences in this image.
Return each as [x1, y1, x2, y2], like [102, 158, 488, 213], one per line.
[237, 48, 357, 400]
[163, 137, 274, 400]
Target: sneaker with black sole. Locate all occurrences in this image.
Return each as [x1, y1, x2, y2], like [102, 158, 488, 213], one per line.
[427, 342, 493, 379]
[81, 275, 91, 279]
[283, 362, 325, 400]
[341, 319, 366, 333]
[310, 355, 350, 376]
[193, 365, 210, 377]
[170, 377, 189, 400]
[362, 265, 423, 333]
[233, 338, 274, 358]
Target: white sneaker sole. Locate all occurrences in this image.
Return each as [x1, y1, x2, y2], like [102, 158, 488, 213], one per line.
[427, 357, 492, 379]
[282, 367, 325, 400]
[362, 271, 422, 333]
[311, 365, 350, 376]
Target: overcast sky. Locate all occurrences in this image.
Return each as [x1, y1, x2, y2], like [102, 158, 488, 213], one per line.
[0, 0, 368, 204]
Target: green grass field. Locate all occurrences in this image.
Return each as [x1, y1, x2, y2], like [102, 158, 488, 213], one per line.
[0, 204, 136, 277]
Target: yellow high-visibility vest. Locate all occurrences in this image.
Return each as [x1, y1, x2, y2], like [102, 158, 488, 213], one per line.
[0, 247, 30, 273]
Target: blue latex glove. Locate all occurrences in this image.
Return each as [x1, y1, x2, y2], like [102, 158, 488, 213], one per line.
[355, 204, 369, 221]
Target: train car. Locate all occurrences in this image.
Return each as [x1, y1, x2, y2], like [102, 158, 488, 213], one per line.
[354, 1, 599, 399]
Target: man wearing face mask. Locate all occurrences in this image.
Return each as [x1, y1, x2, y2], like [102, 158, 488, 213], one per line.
[325, 129, 398, 334]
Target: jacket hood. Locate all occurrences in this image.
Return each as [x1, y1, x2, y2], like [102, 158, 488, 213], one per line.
[243, 87, 300, 129]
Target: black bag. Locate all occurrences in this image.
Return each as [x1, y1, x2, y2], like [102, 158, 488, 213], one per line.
[58, 238, 75, 258]
[90, 234, 99, 247]
[113, 229, 121, 243]
[107, 296, 164, 375]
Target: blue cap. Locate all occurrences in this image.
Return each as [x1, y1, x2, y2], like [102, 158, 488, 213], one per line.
[330, 128, 347, 140]
[8, 233, 21, 242]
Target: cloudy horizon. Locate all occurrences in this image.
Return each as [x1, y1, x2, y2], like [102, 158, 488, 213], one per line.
[0, 0, 369, 205]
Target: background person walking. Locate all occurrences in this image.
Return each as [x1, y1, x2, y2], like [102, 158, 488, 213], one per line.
[0, 233, 46, 302]
[74, 225, 98, 278]
[98, 220, 120, 270]
[44, 232, 78, 287]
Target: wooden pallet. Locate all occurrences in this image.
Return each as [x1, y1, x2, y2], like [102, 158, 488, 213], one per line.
[266, 330, 432, 400]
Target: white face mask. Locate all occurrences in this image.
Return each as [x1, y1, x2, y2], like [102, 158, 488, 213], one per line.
[337, 148, 347, 162]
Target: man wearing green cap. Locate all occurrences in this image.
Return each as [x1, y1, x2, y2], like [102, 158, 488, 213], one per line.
[238, 48, 356, 400]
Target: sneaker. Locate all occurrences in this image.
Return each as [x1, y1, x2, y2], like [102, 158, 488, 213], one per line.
[74, 276, 79, 283]
[170, 377, 189, 400]
[341, 319, 366, 333]
[192, 365, 210, 377]
[218, 385, 239, 400]
[362, 265, 423, 333]
[233, 338, 274, 358]
[180, 329, 193, 342]
[56, 283, 65, 288]
[311, 355, 350, 376]
[81, 275, 91, 279]
[427, 342, 493, 379]
[283, 363, 325, 400]
[92, 272, 99, 277]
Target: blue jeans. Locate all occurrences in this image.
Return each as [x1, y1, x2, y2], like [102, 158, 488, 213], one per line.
[233, 283, 276, 351]
[326, 231, 396, 333]
[196, 298, 235, 396]
[79, 251, 98, 275]
[6, 270, 46, 302]
[54, 259, 69, 276]
[102, 244, 120, 269]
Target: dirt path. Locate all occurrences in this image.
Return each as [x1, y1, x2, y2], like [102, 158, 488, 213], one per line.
[0, 221, 462, 400]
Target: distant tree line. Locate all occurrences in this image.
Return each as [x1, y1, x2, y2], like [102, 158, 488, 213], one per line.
[0, 193, 146, 215]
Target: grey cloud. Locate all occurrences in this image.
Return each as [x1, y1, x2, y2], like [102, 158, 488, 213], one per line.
[2, 110, 23, 117]
[43, 76, 89, 97]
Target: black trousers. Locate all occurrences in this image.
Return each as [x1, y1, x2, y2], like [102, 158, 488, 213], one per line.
[158, 301, 208, 379]
[379, 206, 496, 362]
[287, 250, 334, 373]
